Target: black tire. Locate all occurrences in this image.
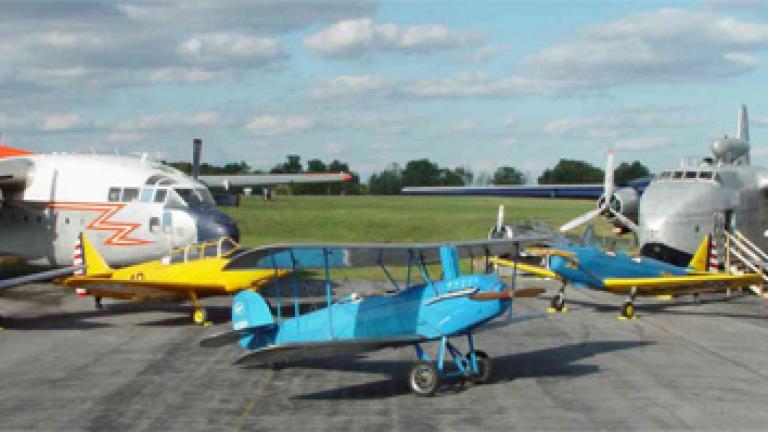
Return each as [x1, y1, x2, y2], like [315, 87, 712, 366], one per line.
[408, 361, 440, 396]
[621, 301, 635, 319]
[550, 293, 565, 312]
[469, 350, 493, 384]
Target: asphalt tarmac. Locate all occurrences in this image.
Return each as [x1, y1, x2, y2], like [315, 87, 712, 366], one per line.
[2, 281, 768, 431]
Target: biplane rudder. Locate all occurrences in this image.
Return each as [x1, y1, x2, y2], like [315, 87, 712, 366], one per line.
[232, 290, 274, 332]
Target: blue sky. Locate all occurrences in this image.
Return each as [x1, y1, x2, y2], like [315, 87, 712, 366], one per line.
[3, 0, 768, 181]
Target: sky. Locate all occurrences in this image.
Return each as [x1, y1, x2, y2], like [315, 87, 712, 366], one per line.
[3, 0, 768, 181]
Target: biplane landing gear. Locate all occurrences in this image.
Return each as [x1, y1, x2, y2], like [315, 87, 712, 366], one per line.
[94, 296, 103, 310]
[409, 332, 492, 396]
[549, 283, 567, 313]
[408, 362, 440, 396]
[619, 287, 637, 320]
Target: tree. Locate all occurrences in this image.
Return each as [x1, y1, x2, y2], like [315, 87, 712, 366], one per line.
[368, 164, 403, 195]
[492, 166, 526, 185]
[440, 168, 465, 186]
[401, 159, 441, 186]
[270, 154, 302, 174]
[306, 159, 327, 173]
[538, 159, 604, 184]
[614, 161, 650, 184]
[453, 166, 474, 185]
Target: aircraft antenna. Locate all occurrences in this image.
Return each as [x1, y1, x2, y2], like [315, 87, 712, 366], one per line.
[738, 104, 749, 142]
[192, 138, 202, 179]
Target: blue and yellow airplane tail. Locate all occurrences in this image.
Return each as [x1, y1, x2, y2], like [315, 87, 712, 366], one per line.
[74, 233, 113, 276]
[688, 234, 713, 273]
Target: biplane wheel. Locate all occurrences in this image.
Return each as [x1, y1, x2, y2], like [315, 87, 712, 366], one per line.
[409, 361, 440, 396]
[192, 308, 207, 325]
[621, 302, 635, 319]
[550, 293, 565, 312]
[469, 350, 493, 384]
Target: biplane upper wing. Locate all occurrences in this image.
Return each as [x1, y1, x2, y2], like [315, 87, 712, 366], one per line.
[224, 237, 549, 271]
[232, 335, 427, 366]
[602, 273, 764, 295]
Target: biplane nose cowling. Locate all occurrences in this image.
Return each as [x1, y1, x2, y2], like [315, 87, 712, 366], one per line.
[190, 203, 240, 243]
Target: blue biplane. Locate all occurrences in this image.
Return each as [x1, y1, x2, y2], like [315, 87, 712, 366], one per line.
[201, 238, 545, 396]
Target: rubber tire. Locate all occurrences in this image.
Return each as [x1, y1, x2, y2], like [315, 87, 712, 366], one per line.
[192, 308, 207, 325]
[621, 302, 635, 319]
[551, 293, 565, 312]
[470, 350, 493, 384]
[408, 361, 440, 396]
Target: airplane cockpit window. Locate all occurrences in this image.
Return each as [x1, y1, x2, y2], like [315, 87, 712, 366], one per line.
[122, 188, 139, 202]
[107, 187, 121, 202]
[658, 171, 672, 179]
[699, 171, 713, 180]
[684, 171, 697, 179]
[154, 189, 168, 203]
[673, 171, 684, 179]
[173, 188, 216, 205]
[140, 188, 154, 202]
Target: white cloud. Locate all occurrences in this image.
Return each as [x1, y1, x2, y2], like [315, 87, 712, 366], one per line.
[177, 33, 285, 67]
[458, 44, 507, 62]
[118, 111, 221, 131]
[245, 115, 315, 135]
[40, 114, 83, 131]
[106, 131, 144, 143]
[524, 8, 768, 87]
[149, 67, 223, 83]
[543, 113, 706, 136]
[310, 75, 397, 101]
[505, 116, 518, 127]
[304, 18, 475, 58]
[614, 137, 670, 150]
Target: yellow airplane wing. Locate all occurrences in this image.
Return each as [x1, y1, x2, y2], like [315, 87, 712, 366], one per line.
[489, 257, 560, 279]
[602, 273, 763, 295]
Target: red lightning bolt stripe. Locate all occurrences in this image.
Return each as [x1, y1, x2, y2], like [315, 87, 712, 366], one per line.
[49, 202, 153, 246]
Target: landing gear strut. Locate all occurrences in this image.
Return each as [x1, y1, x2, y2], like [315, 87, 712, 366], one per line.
[549, 283, 567, 313]
[620, 286, 637, 320]
[189, 292, 210, 326]
[408, 332, 492, 396]
[94, 296, 103, 310]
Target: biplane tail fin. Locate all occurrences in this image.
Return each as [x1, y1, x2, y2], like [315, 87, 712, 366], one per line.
[232, 290, 274, 331]
[688, 234, 711, 273]
[76, 232, 113, 276]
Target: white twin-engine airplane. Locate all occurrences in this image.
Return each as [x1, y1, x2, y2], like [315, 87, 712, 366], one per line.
[0, 141, 349, 272]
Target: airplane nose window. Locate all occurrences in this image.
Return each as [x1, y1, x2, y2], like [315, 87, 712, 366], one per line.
[154, 189, 168, 203]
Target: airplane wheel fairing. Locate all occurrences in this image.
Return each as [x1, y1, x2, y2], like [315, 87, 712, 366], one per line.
[621, 302, 635, 319]
[193, 308, 207, 325]
[470, 350, 492, 384]
[409, 361, 440, 396]
[551, 293, 565, 312]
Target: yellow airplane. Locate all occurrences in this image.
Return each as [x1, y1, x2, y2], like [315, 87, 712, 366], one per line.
[61, 234, 286, 325]
[492, 234, 763, 319]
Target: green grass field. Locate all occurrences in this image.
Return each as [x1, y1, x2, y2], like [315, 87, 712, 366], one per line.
[224, 195, 612, 247]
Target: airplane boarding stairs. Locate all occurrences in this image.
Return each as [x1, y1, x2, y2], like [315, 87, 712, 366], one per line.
[723, 230, 768, 297]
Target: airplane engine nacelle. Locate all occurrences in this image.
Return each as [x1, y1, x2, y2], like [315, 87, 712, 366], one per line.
[488, 224, 515, 240]
[597, 187, 638, 228]
[711, 137, 749, 164]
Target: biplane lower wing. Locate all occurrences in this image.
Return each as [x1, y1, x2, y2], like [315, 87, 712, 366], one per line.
[233, 335, 427, 366]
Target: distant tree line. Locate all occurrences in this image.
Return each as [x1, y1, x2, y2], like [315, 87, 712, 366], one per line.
[165, 155, 650, 196]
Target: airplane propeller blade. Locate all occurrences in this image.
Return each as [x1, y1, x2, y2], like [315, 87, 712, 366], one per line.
[603, 150, 614, 207]
[496, 204, 504, 233]
[608, 208, 639, 233]
[559, 208, 601, 233]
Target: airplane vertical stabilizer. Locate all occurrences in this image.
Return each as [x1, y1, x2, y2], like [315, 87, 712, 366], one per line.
[79, 233, 113, 276]
[738, 104, 749, 142]
[688, 234, 710, 273]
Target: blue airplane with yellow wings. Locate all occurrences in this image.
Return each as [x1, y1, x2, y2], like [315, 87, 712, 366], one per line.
[201, 238, 545, 396]
[492, 234, 762, 319]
